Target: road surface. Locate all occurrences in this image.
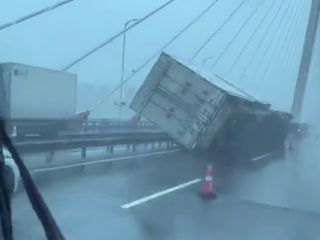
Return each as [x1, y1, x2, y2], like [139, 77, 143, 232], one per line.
[12, 138, 320, 239]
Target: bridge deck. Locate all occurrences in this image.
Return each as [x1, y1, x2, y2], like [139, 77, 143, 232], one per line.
[12, 139, 320, 239]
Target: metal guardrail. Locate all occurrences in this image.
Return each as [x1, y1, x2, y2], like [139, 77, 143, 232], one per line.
[8, 118, 158, 137]
[7, 119, 169, 159]
[81, 119, 157, 134]
[84, 118, 155, 127]
[13, 132, 171, 154]
[12, 129, 162, 143]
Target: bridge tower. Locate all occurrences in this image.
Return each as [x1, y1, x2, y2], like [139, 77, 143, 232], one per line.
[291, 0, 320, 118]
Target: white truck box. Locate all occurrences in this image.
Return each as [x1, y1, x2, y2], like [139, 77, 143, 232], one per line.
[0, 63, 76, 119]
[130, 52, 262, 150]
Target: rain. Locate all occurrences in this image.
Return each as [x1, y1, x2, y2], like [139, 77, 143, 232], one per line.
[0, 0, 320, 239]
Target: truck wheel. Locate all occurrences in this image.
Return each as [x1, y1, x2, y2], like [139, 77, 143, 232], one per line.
[4, 165, 15, 194]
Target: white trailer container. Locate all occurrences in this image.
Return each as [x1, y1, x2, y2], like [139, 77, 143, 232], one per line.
[130, 52, 272, 150]
[0, 62, 77, 119]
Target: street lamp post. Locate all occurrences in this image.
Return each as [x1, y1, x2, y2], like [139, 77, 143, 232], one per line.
[118, 18, 140, 120]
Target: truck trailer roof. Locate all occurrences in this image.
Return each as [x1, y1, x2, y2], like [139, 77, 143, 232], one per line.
[162, 52, 263, 104]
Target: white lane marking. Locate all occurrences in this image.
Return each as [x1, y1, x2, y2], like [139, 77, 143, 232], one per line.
[121, 178, 201, 209]
[31, 149, 179, 173]
[252, 153, 271, 162]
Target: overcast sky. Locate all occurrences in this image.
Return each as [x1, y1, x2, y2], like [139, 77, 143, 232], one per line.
[0, 0, 318, 120]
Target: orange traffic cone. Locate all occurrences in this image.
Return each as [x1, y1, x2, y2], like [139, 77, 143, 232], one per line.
[200, 164, 217, 199]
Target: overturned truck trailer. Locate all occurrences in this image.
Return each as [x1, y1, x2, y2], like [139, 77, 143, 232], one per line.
[130, 52, 292, 160]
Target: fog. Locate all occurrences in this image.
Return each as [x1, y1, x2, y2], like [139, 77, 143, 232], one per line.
[0, 0, 315, 119]
[3, 1, 320, 239]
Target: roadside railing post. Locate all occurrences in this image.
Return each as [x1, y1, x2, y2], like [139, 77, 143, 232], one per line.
[81, 147, 87, 159]
[110, 145, 114, 154]
[46, 150, 54, 162]
[132, 144, 136, 152]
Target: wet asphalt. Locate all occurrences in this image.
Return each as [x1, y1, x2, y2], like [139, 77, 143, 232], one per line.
[11, 138, 320, 239]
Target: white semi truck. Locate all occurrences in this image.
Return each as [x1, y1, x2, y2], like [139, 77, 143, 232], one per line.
[0, 62, 83, 136]
[130, 52, 292, 160]
[0, 62, 77, 119]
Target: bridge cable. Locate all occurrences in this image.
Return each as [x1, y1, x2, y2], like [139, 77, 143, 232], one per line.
[0, 0, 76, 31]
[282, 1, 308, 66]
[62, 0, 177, 71]
[287, 3, 310, 67]
[190, 0, 249, 61]
[210, 0, 264, 69]
[263, 0, 303, 75]
[261, 0, 302, 79]
[89, 0, 221, 111]
[226, 0, 278, 76]
[287, 12, 308, 68]
[288, 12, 309, 67]
[240, 0, 286, 80]
[251, 0, 293, 79]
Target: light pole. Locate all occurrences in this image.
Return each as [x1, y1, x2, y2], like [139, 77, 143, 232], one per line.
[118, 18, 140, 120]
